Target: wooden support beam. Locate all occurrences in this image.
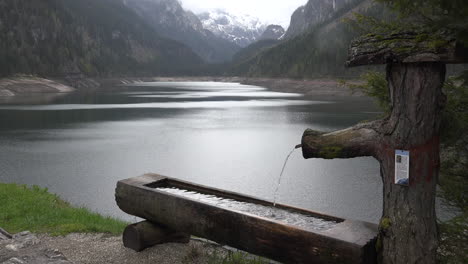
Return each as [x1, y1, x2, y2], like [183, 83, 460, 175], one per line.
[301, 122, 380, 160]
[346, 32, 468, 67]
[123, 221, 190, 252]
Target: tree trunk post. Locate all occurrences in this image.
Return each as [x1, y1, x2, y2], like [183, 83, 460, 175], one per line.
[300, 31, 468, 263]
[376, 62, 445, 263]
[301, 61, 447, 263]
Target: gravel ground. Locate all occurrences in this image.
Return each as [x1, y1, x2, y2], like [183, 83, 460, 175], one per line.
[39, 233, 229, 264]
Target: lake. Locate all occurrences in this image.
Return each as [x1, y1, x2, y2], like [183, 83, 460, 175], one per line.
[0, 82, 384, 223]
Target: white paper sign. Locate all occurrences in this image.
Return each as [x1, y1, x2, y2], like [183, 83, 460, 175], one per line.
[395, 150, 410, 186]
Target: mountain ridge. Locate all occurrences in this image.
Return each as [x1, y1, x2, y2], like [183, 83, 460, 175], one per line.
[0, 0, 203, 77]
[123, 0, 240, 63]
[259, 25, 285, 40]
[228, 0, 381, 78]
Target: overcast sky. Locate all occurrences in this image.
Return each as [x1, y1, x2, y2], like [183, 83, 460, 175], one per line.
[180, 0, 308, 28]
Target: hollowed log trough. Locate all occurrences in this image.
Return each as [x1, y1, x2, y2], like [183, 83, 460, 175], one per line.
[116, 173, 378, 263]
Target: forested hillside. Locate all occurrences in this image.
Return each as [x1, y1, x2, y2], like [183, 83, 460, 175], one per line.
[0, 0, 203, 77]
[229, 0, 389, 78]
[229, 39, 280, 75]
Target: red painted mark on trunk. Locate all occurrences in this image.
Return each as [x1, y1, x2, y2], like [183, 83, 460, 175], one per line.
[378, 137, 440, 185]
[410, 137, 439, 183]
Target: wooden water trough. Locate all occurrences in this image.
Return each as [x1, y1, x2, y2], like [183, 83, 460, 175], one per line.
[116, 174, 378, 264]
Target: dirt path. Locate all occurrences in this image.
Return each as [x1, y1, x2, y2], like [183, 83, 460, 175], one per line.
[40, 233, 228, 264]
[1, 230, 235, 264]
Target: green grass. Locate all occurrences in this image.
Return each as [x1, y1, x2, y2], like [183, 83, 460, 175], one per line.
[1, 183, 269, 263]
[0, 183, 128, 236]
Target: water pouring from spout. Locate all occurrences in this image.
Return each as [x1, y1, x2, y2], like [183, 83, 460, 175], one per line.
[272, 144, 301, 208]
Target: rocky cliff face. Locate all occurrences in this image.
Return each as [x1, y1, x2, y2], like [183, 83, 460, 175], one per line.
[123, 0, 240, 63]
[198, 10, 267, 47]
[259, 25, 285, 40]
[284, 0, 361, 39]
[229, 0, 378, 78]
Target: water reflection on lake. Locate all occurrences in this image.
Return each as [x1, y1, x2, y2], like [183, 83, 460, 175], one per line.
[0, 82, 384, 223]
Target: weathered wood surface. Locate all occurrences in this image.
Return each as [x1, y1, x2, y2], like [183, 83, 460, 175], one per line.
[301, 125, 379, 159]
[301, 62, 446, 263]
[346, 32, 468, 67]
[123, 221, 190, 252]
[116, 174, 378, 264]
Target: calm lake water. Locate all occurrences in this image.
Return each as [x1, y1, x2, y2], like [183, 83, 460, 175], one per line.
[0, 82, 385, 223]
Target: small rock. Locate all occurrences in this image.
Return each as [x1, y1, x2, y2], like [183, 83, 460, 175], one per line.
[6, 244, 20, 251]
[2, 257, 26, 264]
[13, 232, 32, 239]
[10, 232, 40, 249]
[44, 248, 68, 260]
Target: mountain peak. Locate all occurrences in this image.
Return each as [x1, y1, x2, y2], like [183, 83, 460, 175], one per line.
[198, 9, 268, 47]
[259, 25, 285, 40]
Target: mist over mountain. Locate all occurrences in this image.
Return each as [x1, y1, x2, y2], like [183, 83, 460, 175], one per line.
[122, 0, 240, 63]
[197, 10, 267, 47]
[0, 0, 202, 77]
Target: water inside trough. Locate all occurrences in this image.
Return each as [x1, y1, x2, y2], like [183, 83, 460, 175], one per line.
[156, 187, 339, 231]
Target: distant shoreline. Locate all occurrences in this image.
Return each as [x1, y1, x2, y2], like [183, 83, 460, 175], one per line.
[100, 76, 364, 97]
[0, 75, 363, 99]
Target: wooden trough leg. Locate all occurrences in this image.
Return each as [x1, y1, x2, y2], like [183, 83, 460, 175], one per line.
[123, 220, 190, 252]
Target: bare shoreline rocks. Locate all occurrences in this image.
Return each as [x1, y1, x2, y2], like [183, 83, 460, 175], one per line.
[0, 77, 75, 97]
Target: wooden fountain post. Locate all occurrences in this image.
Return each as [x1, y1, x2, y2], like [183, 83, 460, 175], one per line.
[300, 32, 468, 263]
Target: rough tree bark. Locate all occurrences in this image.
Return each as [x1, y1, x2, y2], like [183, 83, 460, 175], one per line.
[301, 62, 446, 264]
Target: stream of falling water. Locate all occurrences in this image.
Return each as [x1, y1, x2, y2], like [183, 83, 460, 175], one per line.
[154, 145, 339, 231]
[273, 147, 297, 207]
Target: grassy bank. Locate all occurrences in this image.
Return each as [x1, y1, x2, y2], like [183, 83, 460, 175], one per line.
[0, 183, 268, 264]
[0, 183, 127, 235]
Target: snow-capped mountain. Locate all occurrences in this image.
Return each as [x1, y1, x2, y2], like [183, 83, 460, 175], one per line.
[198, 10, 268, 47]
[259, 25, 285, 40]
